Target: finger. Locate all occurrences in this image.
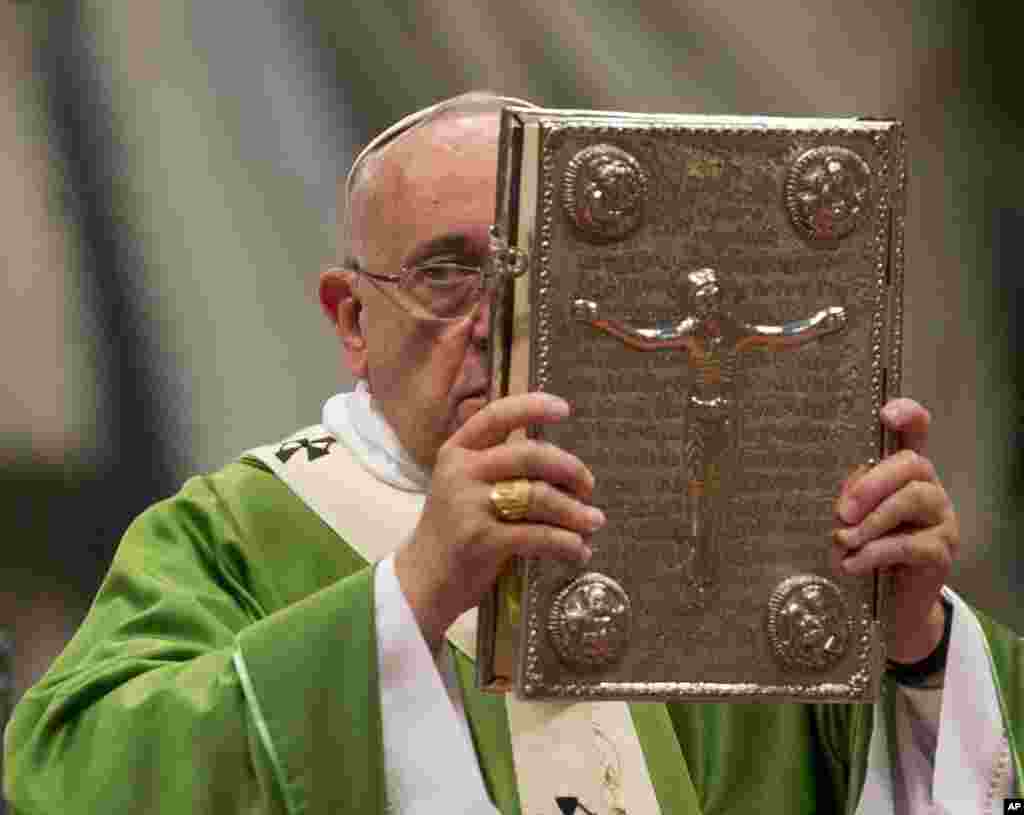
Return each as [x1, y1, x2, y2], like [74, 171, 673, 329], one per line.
[452, 392, 570, 451]
[516, 481, 605, 535]
[836, 449, 937, 525]
[829, 540, 847, 576]
[839, 527, 954, 577]
[493, 522, 593, 564]
[833, 480, 949, 552]
[838, 463, 870, 499]
[477, 440, 595, 499]
[880, 398, 931, 455]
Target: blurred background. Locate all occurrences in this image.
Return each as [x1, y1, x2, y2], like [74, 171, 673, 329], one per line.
[2, 0, 1021, 772]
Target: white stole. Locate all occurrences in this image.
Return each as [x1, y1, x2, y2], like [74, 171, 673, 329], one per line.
[245, 386, 662, 815]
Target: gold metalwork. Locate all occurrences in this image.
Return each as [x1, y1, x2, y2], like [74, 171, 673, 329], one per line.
[490, 478, 532, 522]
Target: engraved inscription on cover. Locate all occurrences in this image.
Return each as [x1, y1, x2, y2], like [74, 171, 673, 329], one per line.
[487, 111, 903, 702]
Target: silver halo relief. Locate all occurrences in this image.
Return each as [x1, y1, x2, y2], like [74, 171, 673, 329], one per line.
[563, 144, 648, 243]
[785, 146, 872, 243]
[767, 575, 852, 672]
[547, 572, 632, 671]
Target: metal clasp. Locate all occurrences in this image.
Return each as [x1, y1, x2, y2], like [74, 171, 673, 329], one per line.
[486, 226, 529, 285]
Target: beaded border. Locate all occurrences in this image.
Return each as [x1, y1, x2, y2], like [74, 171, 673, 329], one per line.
[519, 120, 902, 701]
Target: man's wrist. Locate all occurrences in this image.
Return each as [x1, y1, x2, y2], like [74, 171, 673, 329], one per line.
[393, 545, 448, 653]
[886, 595, 952, 688]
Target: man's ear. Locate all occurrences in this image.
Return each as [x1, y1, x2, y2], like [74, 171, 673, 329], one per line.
[319, 267, 368, 379]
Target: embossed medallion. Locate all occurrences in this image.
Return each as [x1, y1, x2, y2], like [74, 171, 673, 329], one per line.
[479, 109, 904, 702]
[563, 144, 648, 242]
[547, 572, 631, 671]
[785, 146, 872, 242]
[767, 575, 851, 671]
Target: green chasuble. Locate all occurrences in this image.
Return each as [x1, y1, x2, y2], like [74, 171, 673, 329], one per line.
[4, 459, 1021, 814]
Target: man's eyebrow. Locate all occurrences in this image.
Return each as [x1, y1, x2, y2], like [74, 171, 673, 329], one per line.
[404, 234, 479, 267]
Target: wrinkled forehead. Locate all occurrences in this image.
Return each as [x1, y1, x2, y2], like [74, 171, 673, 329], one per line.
[348, 112, 501, 267]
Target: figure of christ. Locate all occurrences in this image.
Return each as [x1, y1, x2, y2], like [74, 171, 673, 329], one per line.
[572, 268, 847, 608]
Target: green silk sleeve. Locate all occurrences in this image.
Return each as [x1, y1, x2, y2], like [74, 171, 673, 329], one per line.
[3, 463, 386, 815]
[975, 608, 1024, 783]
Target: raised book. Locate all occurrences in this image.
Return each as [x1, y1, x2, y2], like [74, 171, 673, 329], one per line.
[476, 107, 907, 703]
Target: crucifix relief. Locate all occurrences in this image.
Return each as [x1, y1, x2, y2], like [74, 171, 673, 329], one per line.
[572, 268, 847, 608]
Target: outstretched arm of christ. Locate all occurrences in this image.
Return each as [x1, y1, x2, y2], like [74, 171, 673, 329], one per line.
[735, 306, 847, 352]
[572, 298, 699, 351]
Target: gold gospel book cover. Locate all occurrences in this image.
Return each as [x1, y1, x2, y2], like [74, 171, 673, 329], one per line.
[477, 106, 906, 703]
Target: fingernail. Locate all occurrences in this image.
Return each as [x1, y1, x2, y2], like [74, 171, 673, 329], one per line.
[837, 496, 858, 524]
[881, 402, 904, 424]
[832, 528, 856, 549]
[586, 507, 606, 531]
[580, 545, 593, 563]
[549, 397, 570, 417]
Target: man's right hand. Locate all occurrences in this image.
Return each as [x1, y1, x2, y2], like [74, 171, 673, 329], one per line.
[394, 392, 603, 651]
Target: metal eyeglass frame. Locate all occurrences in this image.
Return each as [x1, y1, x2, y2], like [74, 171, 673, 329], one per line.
[329, 261, 490, 324]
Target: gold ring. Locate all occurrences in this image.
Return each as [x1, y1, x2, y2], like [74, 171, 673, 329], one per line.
[490, 479, 532, 522]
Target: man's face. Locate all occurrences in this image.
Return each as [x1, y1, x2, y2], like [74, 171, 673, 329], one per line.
[345, 113, 499, 470]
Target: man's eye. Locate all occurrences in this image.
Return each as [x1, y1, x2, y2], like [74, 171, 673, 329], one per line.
[416, 263, 476, 287]
[421, 264, 457, 282]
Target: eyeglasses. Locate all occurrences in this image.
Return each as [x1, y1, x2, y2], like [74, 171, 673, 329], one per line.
[346, 261, 489, 322]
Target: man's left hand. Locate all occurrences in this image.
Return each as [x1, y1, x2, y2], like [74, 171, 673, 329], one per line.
[831, 397, 959, 664]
